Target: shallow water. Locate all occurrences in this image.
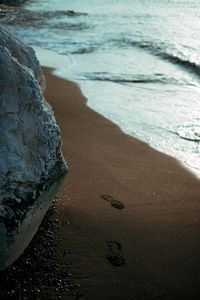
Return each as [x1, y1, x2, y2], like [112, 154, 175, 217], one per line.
[2, 0, 200, 173]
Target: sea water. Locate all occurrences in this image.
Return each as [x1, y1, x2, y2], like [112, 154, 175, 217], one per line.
[2, 0, 200, 173]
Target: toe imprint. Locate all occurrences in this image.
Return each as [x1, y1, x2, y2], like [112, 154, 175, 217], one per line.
[100, 194, 125, 209]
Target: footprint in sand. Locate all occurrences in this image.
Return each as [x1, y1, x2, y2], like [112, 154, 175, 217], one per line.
[100, 194, 125, 209]
[106, 241, 126, 267]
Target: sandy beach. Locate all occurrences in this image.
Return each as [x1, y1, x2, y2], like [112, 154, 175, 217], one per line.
[0, 67, 200, 300]
[44, 68, 200, 299]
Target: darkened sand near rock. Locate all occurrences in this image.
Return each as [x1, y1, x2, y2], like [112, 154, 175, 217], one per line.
[0, 63, 200, 298]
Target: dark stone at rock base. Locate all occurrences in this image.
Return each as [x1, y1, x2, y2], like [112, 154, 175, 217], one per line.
[0, 160, 67, 270]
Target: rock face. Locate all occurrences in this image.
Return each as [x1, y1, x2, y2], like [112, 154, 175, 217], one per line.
[0, 26, 67, 270]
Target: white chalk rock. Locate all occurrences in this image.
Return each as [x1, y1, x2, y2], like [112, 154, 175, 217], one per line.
[0, 26, 67, 270]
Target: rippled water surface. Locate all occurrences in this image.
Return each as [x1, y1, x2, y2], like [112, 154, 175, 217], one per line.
[2, 0, 200, 172]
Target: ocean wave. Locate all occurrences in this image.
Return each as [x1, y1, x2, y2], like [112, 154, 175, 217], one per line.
[49, 22, 89, 31]
[111, 38, 200, 77]
[157, 52, 200, 77]
[177, 125, 200, 142]
[76, 72, 188, 85]
[71, 47, 97, 54]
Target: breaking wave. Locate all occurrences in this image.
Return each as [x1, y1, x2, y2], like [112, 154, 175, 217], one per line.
[111, 39, 200, 77]
[177, 125, 200, 142]
[77, 72, 193, 86]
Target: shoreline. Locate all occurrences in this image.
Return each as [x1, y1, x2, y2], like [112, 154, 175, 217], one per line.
[0, 67, 200, 299]
[44, 67, 200, 299]
[32, 46, 200, 179]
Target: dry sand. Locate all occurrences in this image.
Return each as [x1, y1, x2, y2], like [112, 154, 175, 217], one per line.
[0, 67, 200, 300]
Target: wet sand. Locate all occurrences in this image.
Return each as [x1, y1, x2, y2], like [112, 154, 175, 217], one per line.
[0, 67, 200, 300]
